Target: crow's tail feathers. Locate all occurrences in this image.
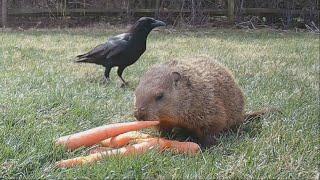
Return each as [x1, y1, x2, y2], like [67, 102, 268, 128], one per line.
[74, 58, 89, 63]
[244, 108, 282, 122]
[74, 53, 91, 63]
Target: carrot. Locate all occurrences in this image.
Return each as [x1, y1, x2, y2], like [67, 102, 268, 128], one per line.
[56, 139, 159, 168]
[89, 132, 152, 154]
[92, 138, 200, 155]
[99, 131, 151, 148]
[159, 139, 201, 155]
[55, 121, 159, 150]
[139, 138, 200, 154]
[89, 138, 151, 154]
[56, 138, 201, 168]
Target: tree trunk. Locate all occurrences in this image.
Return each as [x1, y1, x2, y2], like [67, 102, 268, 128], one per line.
[155, 0, 160, 18]
[228, 0, 235, 22]
[191, 0, 195, 25]
[1, 0, 7, 27]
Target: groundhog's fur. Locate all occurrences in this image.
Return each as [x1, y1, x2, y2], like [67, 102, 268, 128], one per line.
[134, 57, 259, 147]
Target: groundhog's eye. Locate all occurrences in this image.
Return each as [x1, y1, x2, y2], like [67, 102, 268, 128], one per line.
[155, 93, 164, 101]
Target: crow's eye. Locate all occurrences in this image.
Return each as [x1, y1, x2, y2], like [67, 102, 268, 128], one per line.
[155, 93, 164, 101]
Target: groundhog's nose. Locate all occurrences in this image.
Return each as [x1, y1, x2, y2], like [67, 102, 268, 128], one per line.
[134, 108, 147, 121]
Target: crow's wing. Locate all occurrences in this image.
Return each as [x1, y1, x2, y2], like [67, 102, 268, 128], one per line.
[105, 33, 131, 59]
[76, 43, 108, 59]
[76, 33, 131, 63]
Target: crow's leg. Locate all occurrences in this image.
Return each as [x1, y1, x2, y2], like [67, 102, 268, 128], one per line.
[117, 66, 127, 87]
[104, 66, 112, 83]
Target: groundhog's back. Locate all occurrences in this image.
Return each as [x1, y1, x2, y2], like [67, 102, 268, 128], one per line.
[171, 57, 245, 130]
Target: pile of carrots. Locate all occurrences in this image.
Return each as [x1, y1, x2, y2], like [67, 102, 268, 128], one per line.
[55, 121, 201, 168]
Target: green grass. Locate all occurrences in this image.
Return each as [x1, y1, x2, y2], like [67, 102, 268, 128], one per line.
[0, 27, 319, 179]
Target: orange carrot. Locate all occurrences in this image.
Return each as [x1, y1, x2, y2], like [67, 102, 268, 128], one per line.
[89, 131, 151, 154]
[138, 138, 200, 154]
[159, 139, 201, 155]
[56, 139, 159, 168]
[55, 121, 159, 150]
[56, 138, 201, 168]
[99, 131, 151, 148]
[91, 138, 200, 155]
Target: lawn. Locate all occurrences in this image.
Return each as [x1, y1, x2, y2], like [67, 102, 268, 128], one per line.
[0, 27, 319, 179]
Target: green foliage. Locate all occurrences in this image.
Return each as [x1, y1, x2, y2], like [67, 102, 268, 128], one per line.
[0, 28, 319, 179]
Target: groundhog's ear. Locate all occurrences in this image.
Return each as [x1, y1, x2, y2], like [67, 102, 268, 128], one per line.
[172, 72, 181, 85]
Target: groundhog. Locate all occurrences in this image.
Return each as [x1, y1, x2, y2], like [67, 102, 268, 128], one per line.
[134, 57, 266, 147]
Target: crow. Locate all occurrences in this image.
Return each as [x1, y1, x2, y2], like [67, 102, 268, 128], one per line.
[75, 17, 166, 86]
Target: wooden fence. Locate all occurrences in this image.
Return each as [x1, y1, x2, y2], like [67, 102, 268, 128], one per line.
[1, 0, 319, 27]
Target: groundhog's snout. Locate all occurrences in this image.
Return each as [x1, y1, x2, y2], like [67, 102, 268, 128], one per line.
[134, 107, 147, 121]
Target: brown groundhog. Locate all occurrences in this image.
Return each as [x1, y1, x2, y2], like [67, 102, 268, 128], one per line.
[134, 57, 267, 147]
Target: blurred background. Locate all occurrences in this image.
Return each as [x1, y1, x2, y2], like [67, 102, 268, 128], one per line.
[0, 0, 319, 29]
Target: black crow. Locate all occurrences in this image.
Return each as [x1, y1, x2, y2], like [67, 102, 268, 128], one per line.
[75, 17, 166, 86]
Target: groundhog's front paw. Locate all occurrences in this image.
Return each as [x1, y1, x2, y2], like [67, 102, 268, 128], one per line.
[199, 135, 217, 149]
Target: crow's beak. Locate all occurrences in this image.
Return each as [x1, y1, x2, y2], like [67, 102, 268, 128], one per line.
[152, 20, 166, 28]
